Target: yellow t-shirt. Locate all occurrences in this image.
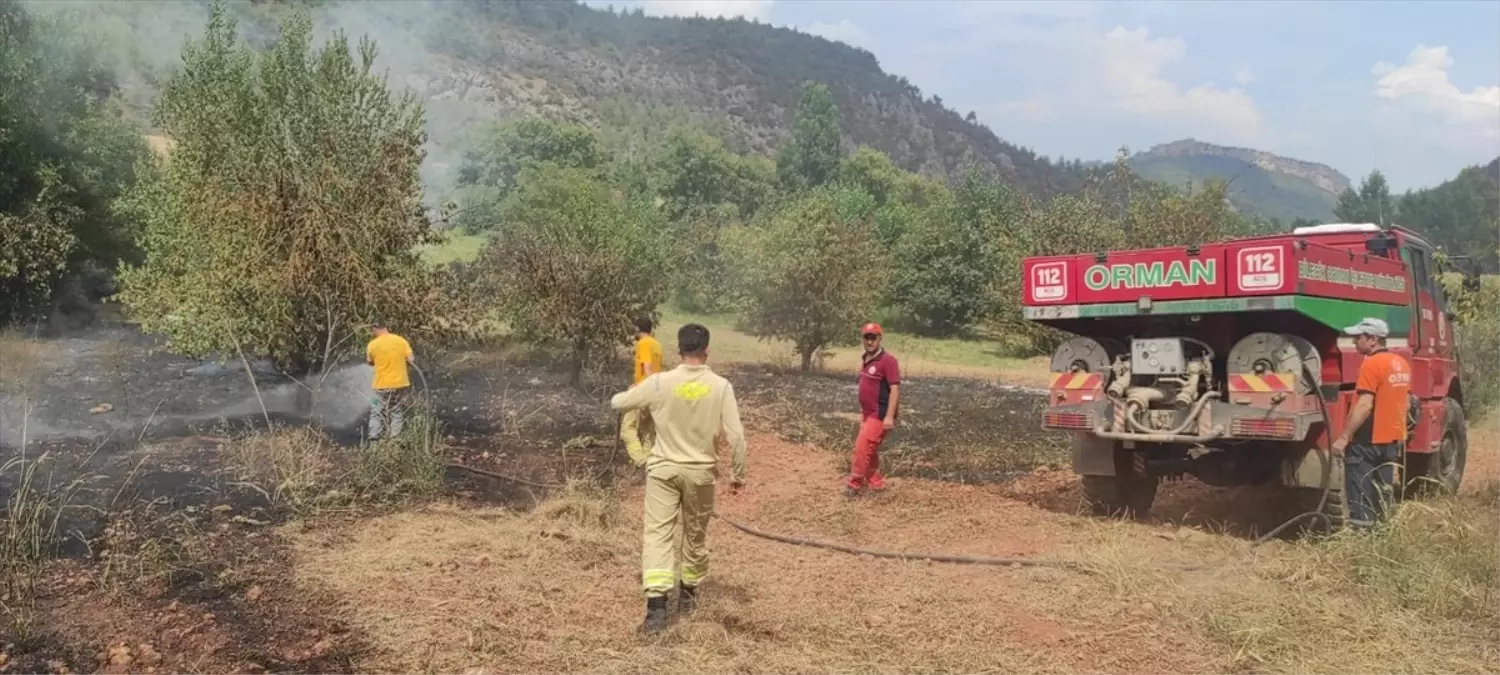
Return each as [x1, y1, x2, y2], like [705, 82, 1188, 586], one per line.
[634, 335, 664, 384]
[367, 333, 413, 390]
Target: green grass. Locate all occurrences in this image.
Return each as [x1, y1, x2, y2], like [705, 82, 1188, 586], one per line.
[656, 307, 1050, 384]
[418, 232, 488, 266]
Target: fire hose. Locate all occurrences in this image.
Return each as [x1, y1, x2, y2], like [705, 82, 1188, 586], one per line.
[443, 363, 1336, 567]
[1247, 362, 1336, 546]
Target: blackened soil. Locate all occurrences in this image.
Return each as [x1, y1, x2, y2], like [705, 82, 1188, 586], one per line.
[728, 364, 1065, 485]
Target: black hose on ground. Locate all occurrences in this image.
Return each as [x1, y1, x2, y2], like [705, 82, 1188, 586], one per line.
[711, 514, 1110, 571]
[1248, 361, 1337, 547]
[447, 358, 1337, 565]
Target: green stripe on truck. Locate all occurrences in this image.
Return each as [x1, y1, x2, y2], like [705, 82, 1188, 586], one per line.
[1023, 294, 1411, 336]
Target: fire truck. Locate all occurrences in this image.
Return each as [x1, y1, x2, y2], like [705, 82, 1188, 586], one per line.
[1021, 223, 1470, 523]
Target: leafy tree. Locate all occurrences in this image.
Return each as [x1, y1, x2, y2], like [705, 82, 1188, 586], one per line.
[670, 203, 744, 314]
[475, 165, 672, 385]
[1125, 179, 1246, 248]
[838, 146, 904, 207]
[652, 125, 774, 219]
[776, 81, 842, 191]
[454, 116, 607, 233]
[729, 186, 887, 370]
[0, 0, 148, 326]
[116, 2, 466, 376]
[1398, 164, 1499, 273]
[887, 172, 1020, 336]
[1334, 170, 1397, 225]
[458, 116, 606, 188]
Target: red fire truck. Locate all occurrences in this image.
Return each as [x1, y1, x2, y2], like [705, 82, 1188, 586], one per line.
[1021, 223, 1470, 523]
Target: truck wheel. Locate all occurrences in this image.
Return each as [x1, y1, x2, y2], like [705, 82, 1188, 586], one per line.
[1286, 485, 1345, 534]
[1081, 466, 1157, 520]
[1408, 398, 1467, 497]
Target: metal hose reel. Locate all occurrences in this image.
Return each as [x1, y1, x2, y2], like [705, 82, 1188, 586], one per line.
[1226, 332, 1321, 395]
[1050, 337, 1124, 374]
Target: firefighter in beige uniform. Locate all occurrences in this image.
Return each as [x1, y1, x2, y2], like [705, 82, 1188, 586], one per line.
[609, 323, 747, 635]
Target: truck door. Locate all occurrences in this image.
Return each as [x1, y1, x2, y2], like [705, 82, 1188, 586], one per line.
[1402, 244, 1448, 451]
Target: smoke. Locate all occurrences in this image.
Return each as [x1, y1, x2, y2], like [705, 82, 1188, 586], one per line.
[0, 360, 385, 448]
[24, 0, 505, 208]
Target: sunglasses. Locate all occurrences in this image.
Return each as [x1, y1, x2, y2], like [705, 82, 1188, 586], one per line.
[862, 333, 880, 340]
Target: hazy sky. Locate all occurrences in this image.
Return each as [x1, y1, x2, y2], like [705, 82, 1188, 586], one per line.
[583, 0, 1500, 191]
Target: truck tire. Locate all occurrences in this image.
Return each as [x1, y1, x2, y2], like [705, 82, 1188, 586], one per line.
[1081, 449, 1158, 520]
[1286, 485, 1345, 534]
[1408, 398, 1467, 497]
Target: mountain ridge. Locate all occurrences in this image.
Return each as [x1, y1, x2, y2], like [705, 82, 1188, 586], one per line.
[1127, 139, 1354, 224]
[1136, 139, 1352, 195]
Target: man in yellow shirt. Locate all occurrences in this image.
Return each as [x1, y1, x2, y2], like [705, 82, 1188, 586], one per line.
[621, 317, 664, 466]
[610, 323, 747, 635]
[366, 322, 414, 441]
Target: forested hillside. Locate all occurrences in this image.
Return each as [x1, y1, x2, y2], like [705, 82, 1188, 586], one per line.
[1129, 139, 1351, 225]
[1330, 161, 1499, 272]
[35, 0, 1100, 199]
[6, 0, 1493, 355]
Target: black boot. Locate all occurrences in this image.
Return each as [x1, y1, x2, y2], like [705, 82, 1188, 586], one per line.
[678, 584, 698, 614]
[640, 596, 669, 635]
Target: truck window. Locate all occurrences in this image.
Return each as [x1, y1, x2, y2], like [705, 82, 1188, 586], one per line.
[1405, 247, 1428, 350]
[1410, 249, 1430, 293]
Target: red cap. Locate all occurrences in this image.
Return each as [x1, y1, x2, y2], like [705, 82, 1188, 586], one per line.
[860, 322, 883, 336]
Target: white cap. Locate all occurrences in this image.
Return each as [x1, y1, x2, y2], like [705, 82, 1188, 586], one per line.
[1343, 317, 1390, 338]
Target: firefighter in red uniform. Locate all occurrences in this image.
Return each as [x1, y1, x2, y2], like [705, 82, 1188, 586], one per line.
[845, 322, 901, 497]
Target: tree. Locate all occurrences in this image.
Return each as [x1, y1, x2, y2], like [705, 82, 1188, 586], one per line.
[652, 125, 774, 220]
[837, 146, 903, 207]
[669, 203, 743, 314]
[458, 116, 607, 189]
[776, 82, 842, 191]
[475, 165, 672, 385]
[0, 0, 148, 326]
[1334, 170, 1397, 225]
[116, 3, 467, 377]
[453, 116, 608, 233]
[1398, 164, 1500, 273]
[729, 186, 887, 370]
[1125, 179, 1248, 248]
[888, 172, 1017, 336]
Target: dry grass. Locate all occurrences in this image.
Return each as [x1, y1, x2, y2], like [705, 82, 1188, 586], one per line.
[287, 425, 1500, 674]
[0, 331, 57, 395]
[0, 451, 88, 644]
[225, 426, 346, 511]
[1162, 484, 1500, 674]
[1, 333, 87, 642]
[656, 309, 1052, 386]
[223, 401, 448, 513]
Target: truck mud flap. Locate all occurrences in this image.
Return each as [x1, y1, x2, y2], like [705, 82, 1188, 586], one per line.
[1072, 432, 1117, 476]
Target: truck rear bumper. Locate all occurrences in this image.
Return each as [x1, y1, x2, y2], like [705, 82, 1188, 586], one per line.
[1045, 399, 1319, 443]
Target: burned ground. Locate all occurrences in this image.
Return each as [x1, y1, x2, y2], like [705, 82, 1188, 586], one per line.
[2, 321, 1496, 674]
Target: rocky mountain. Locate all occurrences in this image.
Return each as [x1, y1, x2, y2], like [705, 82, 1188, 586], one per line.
[1129, 139, 1353, 224]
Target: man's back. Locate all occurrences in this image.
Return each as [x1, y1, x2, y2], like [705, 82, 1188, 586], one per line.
[612, 364, 746, 476]
[368, 333, 413, 390]
[1356, 350, 1411, 444]
[634, 334, 664, 384]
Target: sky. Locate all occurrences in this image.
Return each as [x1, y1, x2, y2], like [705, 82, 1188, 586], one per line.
[581, 0, 1500, 191]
